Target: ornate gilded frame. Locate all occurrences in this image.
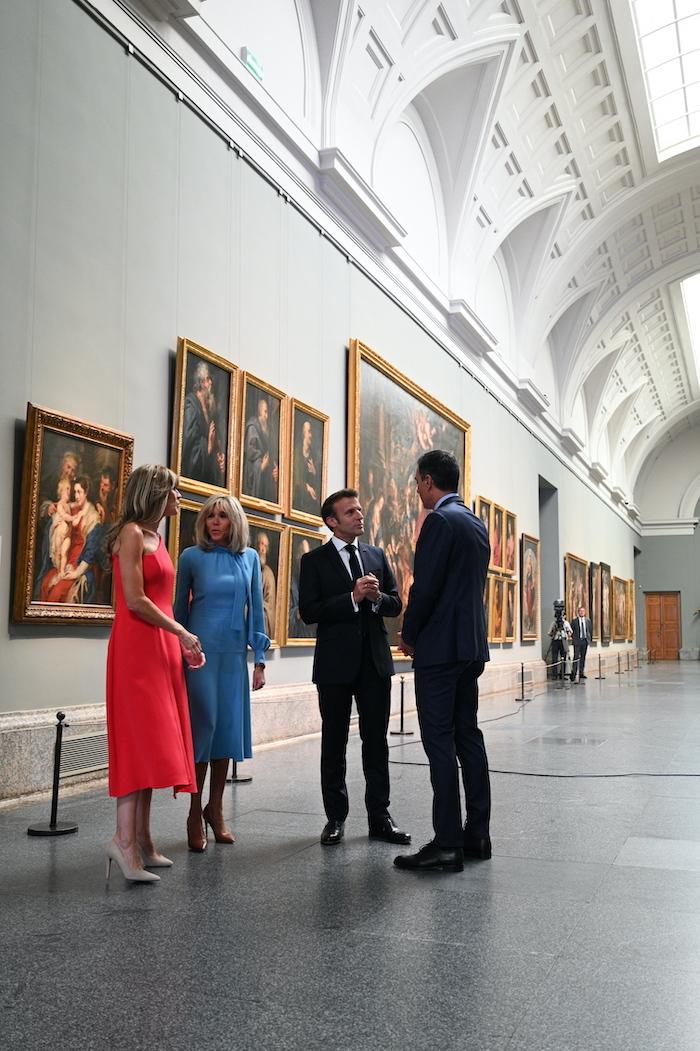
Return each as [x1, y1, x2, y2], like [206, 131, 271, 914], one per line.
[247, 515, 288, 649]
[564, 551, 589, 624]
[238, 372, 288, 515]
[281, 525, 326, 647]
[520, 533, 540, 641]
[286, 398, 329, 527]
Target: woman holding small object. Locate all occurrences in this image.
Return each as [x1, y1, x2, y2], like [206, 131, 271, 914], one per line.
[104, 465, 203, 884]
[175, 495, 269, 852]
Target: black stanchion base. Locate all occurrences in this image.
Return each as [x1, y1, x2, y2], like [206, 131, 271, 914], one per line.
[389, 729, 414, 736]
[27, 822, 78, 837]
[595, 676, 606, 680]
[227, 774, 253, 784]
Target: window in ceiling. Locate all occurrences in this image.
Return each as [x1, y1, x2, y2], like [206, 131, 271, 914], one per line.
[681, 272, 700, 385]
[630, 0, 700, 160]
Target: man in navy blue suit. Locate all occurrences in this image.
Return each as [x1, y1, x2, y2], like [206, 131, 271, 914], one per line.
[395, 450, 491, 873]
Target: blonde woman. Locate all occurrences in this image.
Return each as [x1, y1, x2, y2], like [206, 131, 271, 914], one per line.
[174, 495, 269, 851]
[105, 465, 201, 884]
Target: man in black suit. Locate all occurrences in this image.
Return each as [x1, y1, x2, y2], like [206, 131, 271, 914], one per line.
[299, 488, 410, 847]
[396, 450, 490, 873]
[570, 605, 592, 682]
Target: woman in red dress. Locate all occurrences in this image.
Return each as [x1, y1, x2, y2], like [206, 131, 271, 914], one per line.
[105, 464, 202, 884]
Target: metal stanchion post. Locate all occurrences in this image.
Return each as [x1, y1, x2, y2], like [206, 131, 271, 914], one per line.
[27, 712, 78, 837]
[595, 653, 605, 680]
[515, 662, 526, 702]
[227, 759, 252, 785]
[390, 676, 414, 736]
[616, 652, 622, 676]
[627, 651, 630, 673]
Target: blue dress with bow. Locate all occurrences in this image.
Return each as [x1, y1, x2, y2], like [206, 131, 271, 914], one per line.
[174, 545, 270, 763]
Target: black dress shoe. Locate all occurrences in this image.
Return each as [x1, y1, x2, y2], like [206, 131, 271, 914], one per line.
[580, 675, 587, 680]
[463, 832, 492, 860]
[368, 815, 411, 845]
[320, 820, 344, 846]
[394, 841, 464, 872]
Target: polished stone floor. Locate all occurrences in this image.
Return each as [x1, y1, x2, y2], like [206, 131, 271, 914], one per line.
[2, 662, 700, 1050]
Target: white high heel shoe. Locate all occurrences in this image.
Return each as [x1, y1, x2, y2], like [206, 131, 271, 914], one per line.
[105, 840, 160, 883]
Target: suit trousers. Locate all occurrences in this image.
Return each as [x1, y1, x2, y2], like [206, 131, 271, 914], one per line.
[551, 638, 568, 679]
[317, 644, 391, 823]
[571, 640, 588, 680]
[414, 660, 490, 850]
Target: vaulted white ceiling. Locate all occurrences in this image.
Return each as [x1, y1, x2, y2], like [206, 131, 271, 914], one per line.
[134, 0, 700, 523]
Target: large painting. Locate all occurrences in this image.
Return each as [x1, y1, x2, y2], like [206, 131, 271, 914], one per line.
[348, 339, 471, 649]
[283, 527, 325, 646]
[600, 561, 612, 643]
[287, 399, 329, 526]
[613, 575, 627, 642]
[504, 511, 517, 575]
[627, 578, 635, 642]
[239, 373, 287, 515]
[13, 404, 133, 624]
[564, 552, 589, 623]
[520, 533, 540, 641]
[504, 578, 517, 643]
[167, 496, 203, 571]
[171, 338, 237, 497]
[248, 517, 287, 648]
[589, 562, 601, 642]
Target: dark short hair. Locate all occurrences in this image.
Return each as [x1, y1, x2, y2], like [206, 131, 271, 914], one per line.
[417, 450, 459, 491]
[321, 488, 358, 525]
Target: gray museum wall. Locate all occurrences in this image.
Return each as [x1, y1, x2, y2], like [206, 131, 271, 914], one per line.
[0, 0, 639, 718]
[635, 519, 700, 655]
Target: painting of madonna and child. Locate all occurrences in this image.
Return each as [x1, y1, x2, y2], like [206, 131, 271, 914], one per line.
[347, 339, 470, 650]
[13, 405, 133, 624]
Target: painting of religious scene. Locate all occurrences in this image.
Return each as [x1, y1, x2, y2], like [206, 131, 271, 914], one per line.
[489, 576, 505, 644]
[247, 517, 287, 648]
[490, 505, 505, 572]
[13, 404, 133, 624]
[504, 579, 517, 642]
[600, 562, 611, 643]
[171, 338, 237, 497]
[503, 511, 517, 575]
[239, 373, 287, 515]
[564, 552, 589, 623]
[520, 534, 540, 640]
[348, 339, 471, 649]
[283, 527, 325, 646]
[589, 562, 601, 642]
[167, 497, 203, 571]
[627, 578, 635, 642]
[613, 576, 627, 642]
[287, 399, 328, 526]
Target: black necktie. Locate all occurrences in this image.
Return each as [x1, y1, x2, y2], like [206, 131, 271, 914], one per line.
[345, 544, 362, 583]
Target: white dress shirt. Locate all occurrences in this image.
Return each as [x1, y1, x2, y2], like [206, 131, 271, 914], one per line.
[331, 535, 379, 613]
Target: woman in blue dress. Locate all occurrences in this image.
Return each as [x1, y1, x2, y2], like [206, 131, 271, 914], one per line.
[174, 494, 269, 851]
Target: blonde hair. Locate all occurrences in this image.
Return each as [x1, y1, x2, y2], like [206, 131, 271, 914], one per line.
[195, 494, 249, 553]
[106, 464, 178, 553]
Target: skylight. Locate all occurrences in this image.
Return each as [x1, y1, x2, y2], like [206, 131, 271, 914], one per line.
[680, 272, 700, 385]
[630, 0, 700, 160]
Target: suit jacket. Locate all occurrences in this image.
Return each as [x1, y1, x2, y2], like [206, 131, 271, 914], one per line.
[402, 496, 490, 669]
[571, 616, 592, 645]
[298, 540, 401, 684]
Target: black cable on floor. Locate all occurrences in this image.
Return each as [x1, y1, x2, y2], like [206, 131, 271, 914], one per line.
[388, 759, 700, 778]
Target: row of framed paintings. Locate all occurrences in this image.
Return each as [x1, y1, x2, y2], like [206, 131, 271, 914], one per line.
[172, 338, 329, 527]
[484, 533, 541, 644]
[484, 574, 518, 644]
[564, 553, 635, 644]
[474, 496, 517, 575]
[169, 500, 322, 648]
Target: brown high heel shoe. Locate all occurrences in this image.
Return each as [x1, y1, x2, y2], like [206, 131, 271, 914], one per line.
[202, 803, 235, 844]
[187, 813, 207, 853]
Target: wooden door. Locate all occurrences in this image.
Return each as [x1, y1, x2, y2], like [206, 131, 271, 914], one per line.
[645, 592, 681, 660]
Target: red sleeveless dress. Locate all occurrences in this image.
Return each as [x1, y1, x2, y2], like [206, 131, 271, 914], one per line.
[106, 536, 196, 797]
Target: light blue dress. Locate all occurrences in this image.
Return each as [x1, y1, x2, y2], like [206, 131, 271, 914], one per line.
[174, 545, 270, 763]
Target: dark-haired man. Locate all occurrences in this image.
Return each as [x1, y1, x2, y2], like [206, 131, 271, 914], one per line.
[396, 450, 491, 873]
[299, 488, 410, 847]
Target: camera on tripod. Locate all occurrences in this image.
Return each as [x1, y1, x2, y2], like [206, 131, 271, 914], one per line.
[553, 598, 565, 630]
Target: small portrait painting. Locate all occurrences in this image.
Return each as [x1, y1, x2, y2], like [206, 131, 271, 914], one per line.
[247, 517, 286, 647]
[288, 400, 328, 526]
[491, 505, 504, 571]
[172, 339, 237, 497]
[13, 405, 133, 624]
[489, 576, 505, 643]
[474, 496, 492, 539]
[504, 511, 517, 575]
[284, 528, 325, 645]
[504, 579, 517, 642]
[520, 534, 540, 640]
[600, 562, 611, 643]
[564, 552, 589, 623]
[240, 374, 287, 514]
[167, 497, 203, 571]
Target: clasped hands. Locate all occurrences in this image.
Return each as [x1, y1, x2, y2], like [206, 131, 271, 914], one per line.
[353, 573, 380, 605]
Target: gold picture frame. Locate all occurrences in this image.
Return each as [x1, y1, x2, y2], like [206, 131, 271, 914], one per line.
[347, 338, 471, 650]
[171, 338, 238, 497]
[504, 578, 517, 643]
[281, 525, 326, 647]
[503, 510, 517, 575]
[239, 372, 288, 515]
[613, 575, 627, 642]
[287, 398, 329, 527]
[489, 575, 505, 644]
[167, 495, 203, 572]
[564, 551, 589, 623]
[474, 496, 492, 538]
[520, 533, 540, 641]
[13, 403, 133, 625]
[247, 516, 288, 649]
[627, 578, 635, 642]
[490, 504, 505, 571]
